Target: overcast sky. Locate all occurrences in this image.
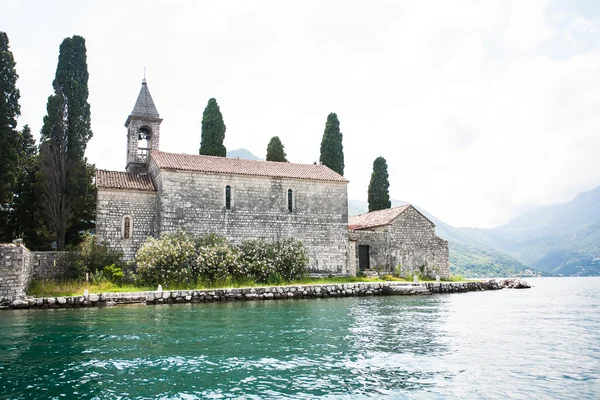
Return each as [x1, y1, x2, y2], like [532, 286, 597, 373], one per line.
[2, 0, 599, 228]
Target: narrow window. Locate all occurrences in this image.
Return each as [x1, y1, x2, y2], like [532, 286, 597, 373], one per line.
[225, 185, 231, 210]
[123, 216, 131, 239]
[288, 189, 293, 212]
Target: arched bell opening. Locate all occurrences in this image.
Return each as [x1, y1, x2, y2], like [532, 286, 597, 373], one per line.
[137, 126, 152, 161]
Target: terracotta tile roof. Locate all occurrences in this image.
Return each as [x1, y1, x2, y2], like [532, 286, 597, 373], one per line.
[348, 205, 411, 230]
[96, 170, 156, 191]
[150, 151, 349, 183]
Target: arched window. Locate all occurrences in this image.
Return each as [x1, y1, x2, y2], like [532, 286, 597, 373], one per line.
[225, 185, 232, 210]
[122, 215, 132, 239]
[288, 189, 293, 212]
[137, 126, 151, 161]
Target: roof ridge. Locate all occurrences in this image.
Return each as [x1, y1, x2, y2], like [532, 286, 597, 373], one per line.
[149, 150, 349, 183]
[151, 150, 331, 169]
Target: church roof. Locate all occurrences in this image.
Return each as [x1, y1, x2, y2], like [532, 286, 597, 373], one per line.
[150, 151, 349, 183]
[125, 80, 160, 125]
[348, 205, 412, 230]
[96, 170, 156, 191]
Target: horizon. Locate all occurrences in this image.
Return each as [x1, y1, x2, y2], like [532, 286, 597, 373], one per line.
[2, 0, 599, 228]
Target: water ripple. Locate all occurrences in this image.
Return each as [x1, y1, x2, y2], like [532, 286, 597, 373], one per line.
[0, 277, 599, 399]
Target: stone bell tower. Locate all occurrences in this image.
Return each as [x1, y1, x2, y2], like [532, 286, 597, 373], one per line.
[125, 79, 162, 173]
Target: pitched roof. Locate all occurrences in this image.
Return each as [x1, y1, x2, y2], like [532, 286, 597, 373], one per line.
[96, 170, 156, 191]
[348, 205, 411, 230]
[150, 151, 349, 183]
[125, 80, 160, 125]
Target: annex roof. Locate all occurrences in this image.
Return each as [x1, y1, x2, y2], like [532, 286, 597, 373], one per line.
[348, 205, 412, 230]
[96, 170, 156, 191]
[150, 151, 349, 183]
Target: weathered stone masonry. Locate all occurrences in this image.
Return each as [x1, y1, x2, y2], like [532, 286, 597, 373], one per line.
[0, 244, 70, 300]
[152, 163, 349, 275]
[2, 280, 504, 310]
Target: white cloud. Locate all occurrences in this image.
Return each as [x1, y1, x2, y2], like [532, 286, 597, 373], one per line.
[2, 0, 599, 228]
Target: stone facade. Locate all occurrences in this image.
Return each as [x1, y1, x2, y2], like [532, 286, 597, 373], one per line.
[96, 189, 157, 260]
[349, 206, 450, 278]
[151, 164, 349, 275]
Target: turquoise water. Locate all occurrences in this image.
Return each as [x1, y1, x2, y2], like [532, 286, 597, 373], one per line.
[1, 277, 599, 399]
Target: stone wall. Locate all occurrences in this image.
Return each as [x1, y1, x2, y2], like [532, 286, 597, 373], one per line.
[0, 244, 31, 300]
[31, 252, 72, 280]
[96, 188, 157, 260]
[349, 207, 450, 278]
[151, 163, 349, 275]
[2, 280, 504, 309]
[0, 245, 76, 301]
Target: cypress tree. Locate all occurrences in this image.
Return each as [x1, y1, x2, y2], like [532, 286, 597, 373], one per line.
[39, 35, 95, 250]
[266, 136, 287, 162]
[368, 156, 392, 212]
[319, 113, 344, 175]
[199, 98, 226, 157]
[6, 125, 51, 249]
[0, 32, 21, 205]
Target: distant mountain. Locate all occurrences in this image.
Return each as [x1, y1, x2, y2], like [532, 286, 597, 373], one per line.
[227, 148, 262, 161]
[348, 200, 541, 278]
[459, 186, 600, 276]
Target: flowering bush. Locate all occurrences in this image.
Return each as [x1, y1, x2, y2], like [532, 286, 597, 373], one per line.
[272, 238, 309, 281]
[197, 245, 242, 285]
[135, 230, 309, 287]
[238, 239, 276, 283]
[135, 230, 197, 287]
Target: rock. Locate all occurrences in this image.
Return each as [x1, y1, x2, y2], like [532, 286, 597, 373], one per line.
[56, 297, 67, 305]
[11, 299, 29, 309]
[513, 279, 531, 289]
[88, 294, 100, 303]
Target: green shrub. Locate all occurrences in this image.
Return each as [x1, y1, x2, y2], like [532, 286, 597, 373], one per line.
[135, 230, 310, 287]
[197, 245, 241, 285]
[103, 264, 125, 283]
[72, 234, 123, 279]
[135, 230, 197, 287]
[238, 239, 276, 283]
[272, 238, 309, 281]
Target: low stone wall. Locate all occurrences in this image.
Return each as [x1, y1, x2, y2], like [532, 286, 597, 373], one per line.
[32, 252, 72, 280]
[0, 244, 32, 300]
[0, 244, 73, 301]
[1, 280, 503, 310]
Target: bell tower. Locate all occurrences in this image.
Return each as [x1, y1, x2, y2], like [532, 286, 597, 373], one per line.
[125, 79, 162, 173]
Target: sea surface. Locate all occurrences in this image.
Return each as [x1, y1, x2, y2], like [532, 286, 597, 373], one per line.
[0, 277, 598, 399]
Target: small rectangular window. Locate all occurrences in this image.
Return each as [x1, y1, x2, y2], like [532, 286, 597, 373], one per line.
[225, 185, 231, 210]
[288, 189, 293, 212]
[123, 217, 131, 239]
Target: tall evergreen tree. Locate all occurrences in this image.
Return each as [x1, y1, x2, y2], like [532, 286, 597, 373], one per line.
[319, 113, 344, 175]
[39, 35, 95, 250]
[4, 125, 52, 249]
[199, 98, 226, 157]
[0, 32, 21, 205]
[266, 136, 287, 162]
[368, 156, 391, 212]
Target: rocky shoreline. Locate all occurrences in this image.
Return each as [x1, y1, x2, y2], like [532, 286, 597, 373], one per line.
[0, 279, 530, 310]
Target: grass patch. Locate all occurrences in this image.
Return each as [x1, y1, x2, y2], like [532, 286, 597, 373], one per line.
[27, 280, 154, 298]
[27, 275, 471, 297]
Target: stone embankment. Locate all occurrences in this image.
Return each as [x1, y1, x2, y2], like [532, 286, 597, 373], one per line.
[0, 280, 511, 310]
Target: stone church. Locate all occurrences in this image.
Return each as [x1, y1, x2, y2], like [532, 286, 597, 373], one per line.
[95, 80, 449, 278]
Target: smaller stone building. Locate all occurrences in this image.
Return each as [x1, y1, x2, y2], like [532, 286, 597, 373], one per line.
[348, 205, 449, 278]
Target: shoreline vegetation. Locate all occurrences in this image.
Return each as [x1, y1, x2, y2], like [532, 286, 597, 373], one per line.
[28, 275, 469, 298]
